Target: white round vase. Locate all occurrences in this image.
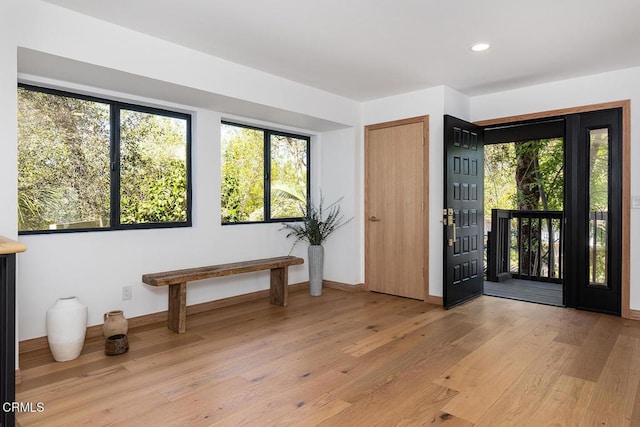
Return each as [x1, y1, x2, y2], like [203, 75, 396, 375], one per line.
[46, 296, 88, 362]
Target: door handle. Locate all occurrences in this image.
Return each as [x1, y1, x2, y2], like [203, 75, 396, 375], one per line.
[369, 216, 381, 222]
[448, 222, 457, 247]
[446, 207, 456, 247]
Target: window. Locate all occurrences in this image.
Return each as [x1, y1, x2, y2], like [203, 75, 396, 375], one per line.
[17, 84, 191, 233]
[221, 121, 309, 224]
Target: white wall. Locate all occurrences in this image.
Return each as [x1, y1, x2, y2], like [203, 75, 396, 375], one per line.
[0, 0, 18, 236]
[17, 0, 360, 131]
[17, 104, 311, 340]
[471, 66, 640, 310]
[1, 0, 20, 370]
[4, 0, 363, 343]
[318, 127, 361, 284]
[14, 104, 360, 342]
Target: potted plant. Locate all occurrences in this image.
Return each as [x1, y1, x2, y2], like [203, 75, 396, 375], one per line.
[281, 195, 352, 296]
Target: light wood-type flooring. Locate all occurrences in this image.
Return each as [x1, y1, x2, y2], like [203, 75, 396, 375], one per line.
[16, 289, 640, 426]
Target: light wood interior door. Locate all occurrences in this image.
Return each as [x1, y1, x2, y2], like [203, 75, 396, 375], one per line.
[365, 116, 428, 300]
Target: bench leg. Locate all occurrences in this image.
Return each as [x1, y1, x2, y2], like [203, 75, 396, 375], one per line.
[168, 282, 187, 333]
[270, 267, 288, 307]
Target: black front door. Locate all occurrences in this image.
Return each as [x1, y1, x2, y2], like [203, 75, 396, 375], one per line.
[443, 115, 484, 308]
[565, 108, 622, 315]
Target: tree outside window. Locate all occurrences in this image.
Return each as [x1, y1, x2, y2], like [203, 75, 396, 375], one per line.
[221, 122, 309, 224]
[17, 85, 191, 233]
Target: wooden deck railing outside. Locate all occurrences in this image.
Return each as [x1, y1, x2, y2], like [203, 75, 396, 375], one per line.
[487, 209, 564, 283]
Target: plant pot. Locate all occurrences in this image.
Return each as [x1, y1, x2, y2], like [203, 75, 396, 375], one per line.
[105, 334, 129, 356]
[308, 245, 324, 296]
[103, 310, 128, 338]
[46, 296, 88, 362]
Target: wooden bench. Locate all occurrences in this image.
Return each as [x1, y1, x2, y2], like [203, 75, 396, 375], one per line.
[142, 256, 304, 333]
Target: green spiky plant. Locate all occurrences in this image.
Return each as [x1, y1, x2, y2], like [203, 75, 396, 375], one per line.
[281, 194, 353, 252]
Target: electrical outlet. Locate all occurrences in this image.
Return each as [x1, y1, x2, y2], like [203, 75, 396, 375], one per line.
[632, 195, 640, 209]
[122, 285, 132, 301]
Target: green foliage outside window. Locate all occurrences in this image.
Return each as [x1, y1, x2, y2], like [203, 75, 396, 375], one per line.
[484, 138, 565, 278]
[270, 134, 308, 219]
[18, 88, 111, 231]
[17, 85, 190, 233]
[484, 138, 564, 211]
[221, 126, 265, 222]
[588, 128, 610, 285]
[221, 123, 308, 224]
[120, 110, 188, 224]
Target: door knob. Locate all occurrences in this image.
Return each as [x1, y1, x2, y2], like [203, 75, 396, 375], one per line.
[369, 216, 381, 222]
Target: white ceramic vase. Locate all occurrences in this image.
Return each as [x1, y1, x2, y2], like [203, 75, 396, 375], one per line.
[308, 245, 324, 296]
[46, 296, 88, 362]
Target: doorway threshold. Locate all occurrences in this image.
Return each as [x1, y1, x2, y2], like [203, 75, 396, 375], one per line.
[484, 278, 563, 307]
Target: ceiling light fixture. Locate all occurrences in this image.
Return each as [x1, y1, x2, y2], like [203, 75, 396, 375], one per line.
[471, 43, 490, 52]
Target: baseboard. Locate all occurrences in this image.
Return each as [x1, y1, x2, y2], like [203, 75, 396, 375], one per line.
[323, 280, 366, 292]
[427, 295, 443, 306]
[19, 335, 49, 354]
[19, 281, 324, 354]
[15, 368, 22, 385]
[629, 309, 640, 321]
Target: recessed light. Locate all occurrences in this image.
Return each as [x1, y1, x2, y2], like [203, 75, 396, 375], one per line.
[471, 43, 490, 52]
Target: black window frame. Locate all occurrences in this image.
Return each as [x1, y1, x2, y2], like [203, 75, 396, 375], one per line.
[221, 120, 310, 225]
[17, 83, 192, 235]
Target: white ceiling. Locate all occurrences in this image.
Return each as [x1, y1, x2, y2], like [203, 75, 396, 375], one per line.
[41, 0, 640, 102]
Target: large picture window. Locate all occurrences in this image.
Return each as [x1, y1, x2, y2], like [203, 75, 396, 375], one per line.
[221, 121, 309, 224]
[17, 84, 191, 233]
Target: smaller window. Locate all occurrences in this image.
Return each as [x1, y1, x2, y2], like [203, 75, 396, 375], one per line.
[221, 122, 309, 224]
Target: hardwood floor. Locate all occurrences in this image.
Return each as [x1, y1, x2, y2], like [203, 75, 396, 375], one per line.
[15, 289, 640, 426]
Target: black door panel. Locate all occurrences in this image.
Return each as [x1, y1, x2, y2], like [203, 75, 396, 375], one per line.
[443, 115, 484, 308]
[565, 109, 622, 315]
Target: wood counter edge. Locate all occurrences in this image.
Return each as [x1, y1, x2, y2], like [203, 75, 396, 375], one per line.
[0, 235, 27, 255]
